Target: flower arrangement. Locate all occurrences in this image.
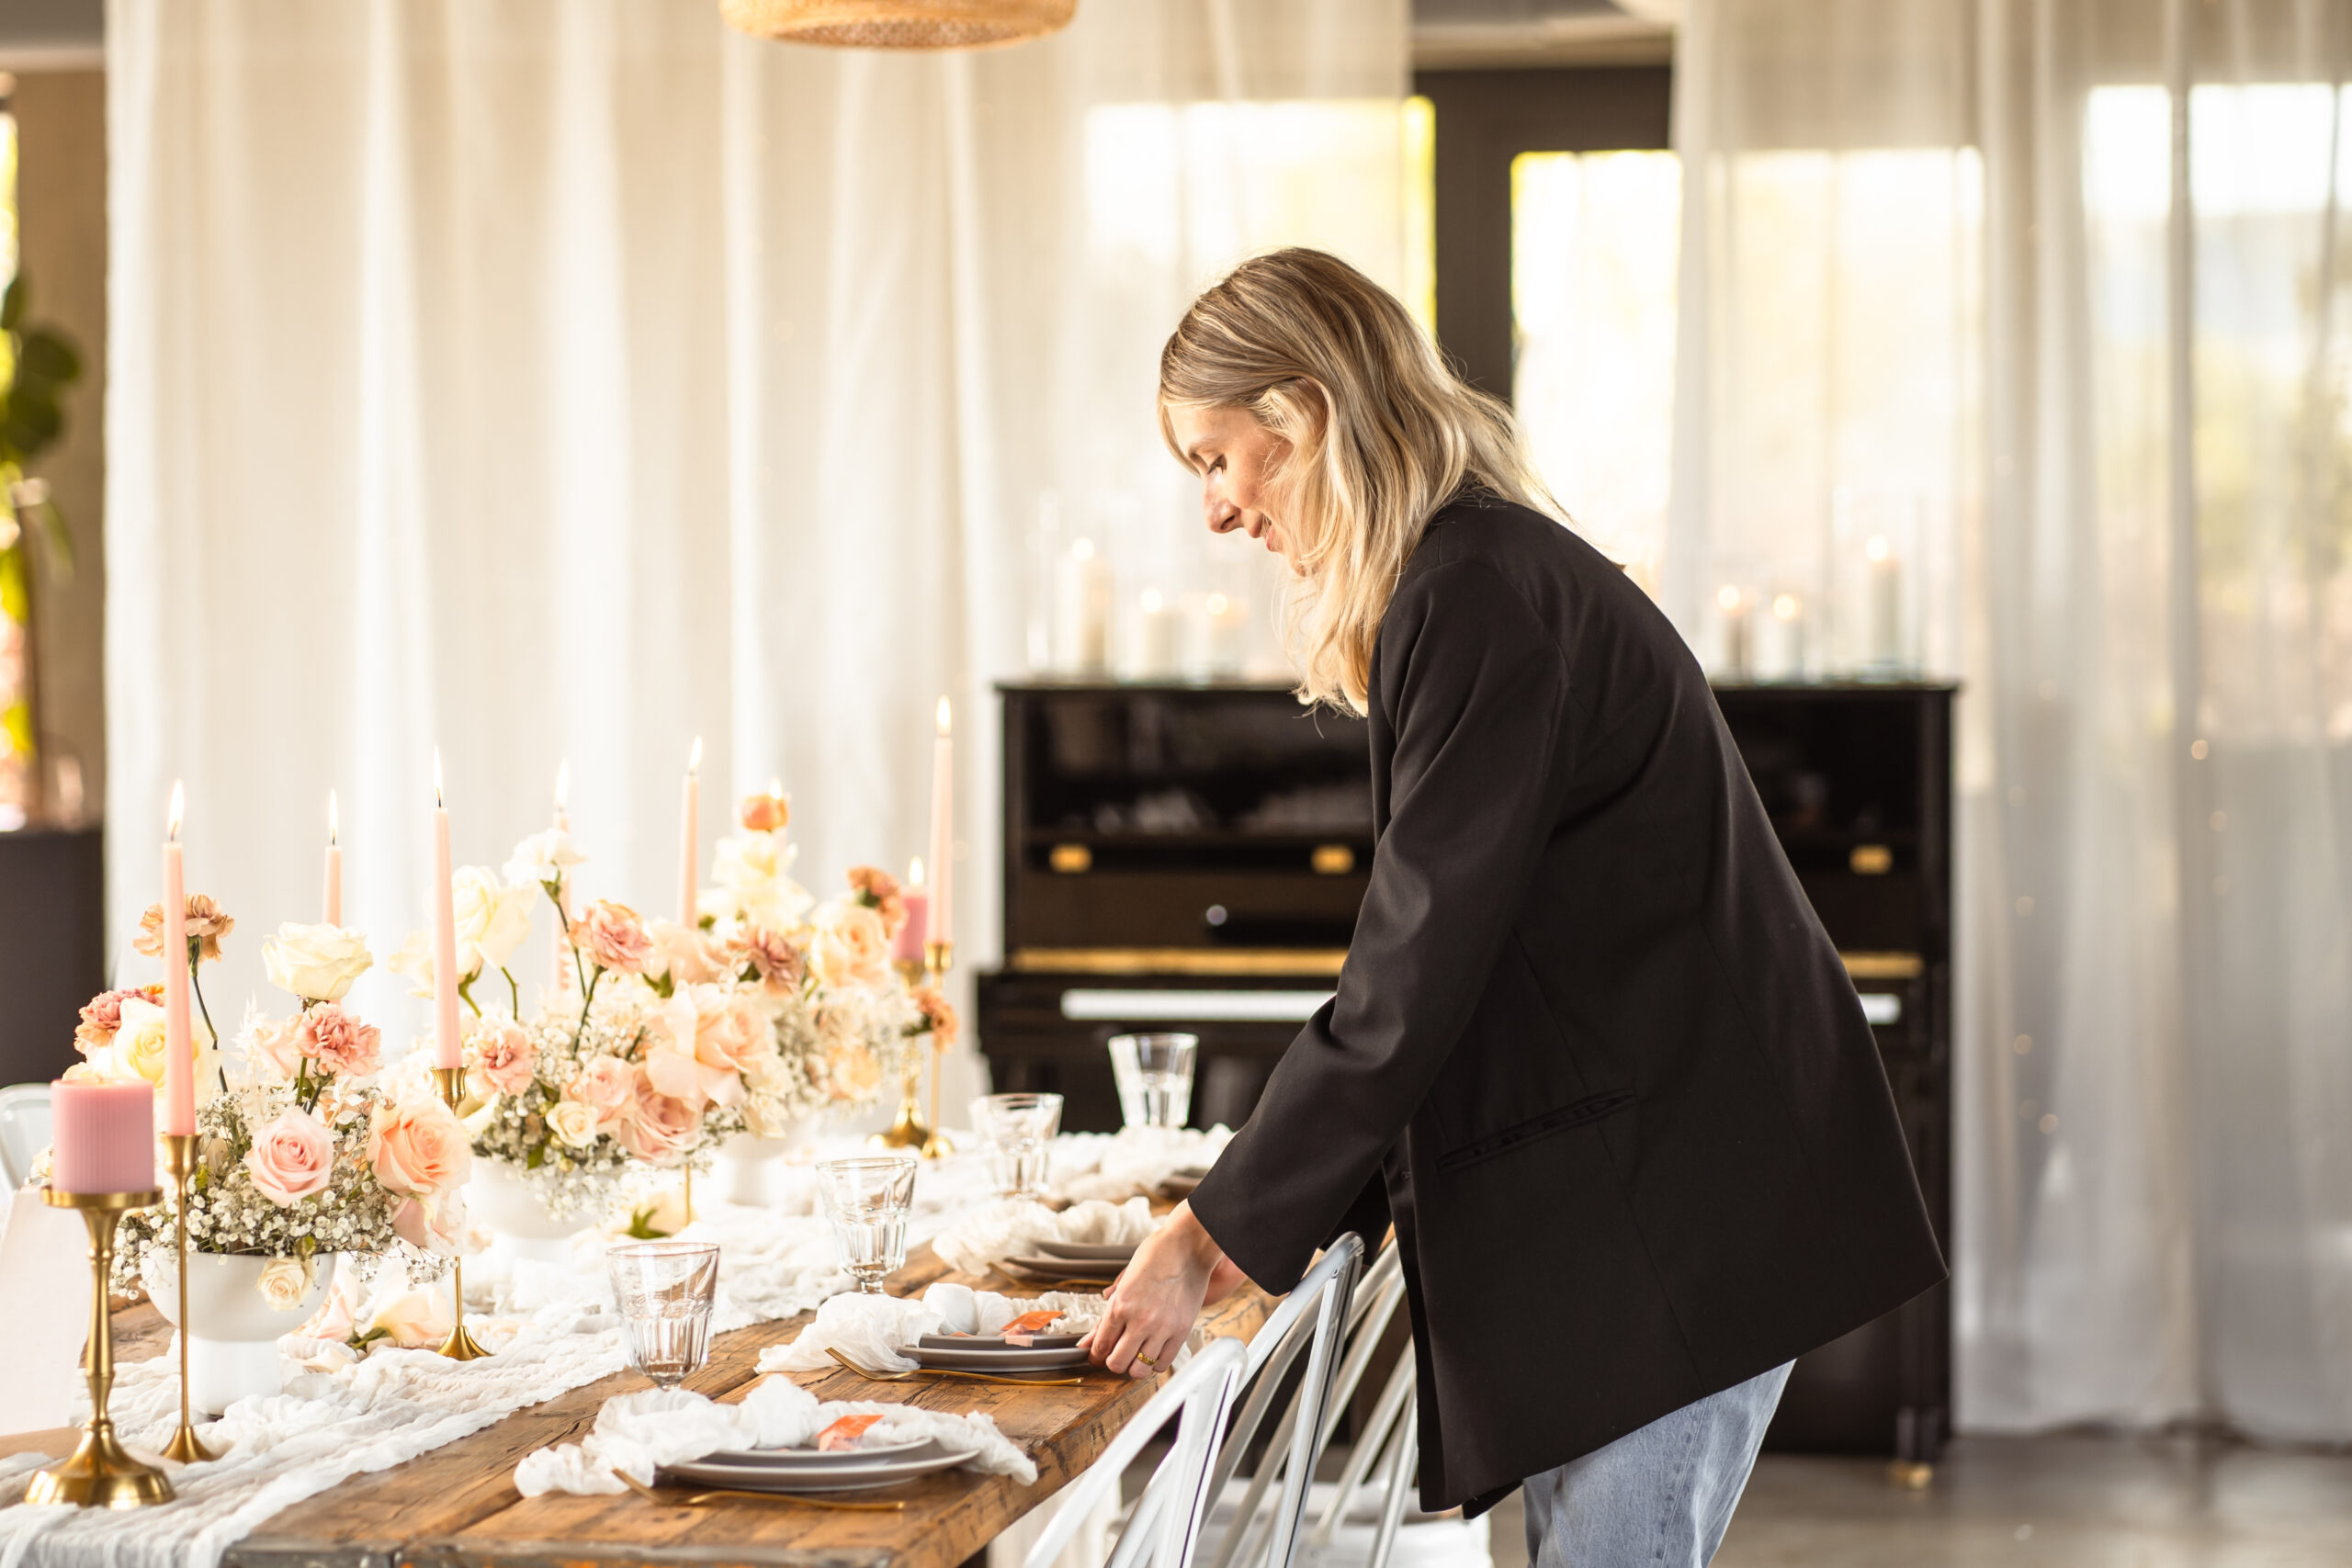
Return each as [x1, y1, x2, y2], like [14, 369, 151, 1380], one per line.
[95, 915, 469, 1299]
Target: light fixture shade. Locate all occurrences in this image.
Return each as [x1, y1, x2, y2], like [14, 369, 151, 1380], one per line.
[720, 0, 1076, 50]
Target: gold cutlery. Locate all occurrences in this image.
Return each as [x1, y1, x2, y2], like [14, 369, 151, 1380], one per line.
[617, 1470, 906, 1512]
[825, 1347, 1085, 1387]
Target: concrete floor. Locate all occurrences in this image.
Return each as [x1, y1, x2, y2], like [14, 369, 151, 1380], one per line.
[1484, 1434, 2352, 1567]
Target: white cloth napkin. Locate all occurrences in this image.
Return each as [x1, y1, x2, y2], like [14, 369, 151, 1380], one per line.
[757, 1282, 1108, 1375]
[511, 1375, 1038, 1495]
[930, 1196, 1157, 1276]
[1049, 1126, 1232, 1203]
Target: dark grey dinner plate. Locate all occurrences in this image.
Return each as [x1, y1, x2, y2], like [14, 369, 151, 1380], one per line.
[910, 1342, 1092, 1372]
[1032, 1240, 1138, 1263]
[918, 1331, 1085, 1350]
[668, 1439, 960, 1492]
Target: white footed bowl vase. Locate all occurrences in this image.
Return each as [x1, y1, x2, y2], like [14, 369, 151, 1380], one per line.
[469, 1158, 590, 1265]
[143, 1250, 337, 1416]
[712, 1122, 817, 1207]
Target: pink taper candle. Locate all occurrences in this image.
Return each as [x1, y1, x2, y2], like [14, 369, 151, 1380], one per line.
[928, 698, 953, 948]
[324, 790, 344, 926]
[680, 737, 702, 926]
[893, 857, 930, 966]
[161, 782, 195, 1137]
[51, 1081, 155, 1194]
[548, 761, 574, 994]
[432, 750, 462, 1070]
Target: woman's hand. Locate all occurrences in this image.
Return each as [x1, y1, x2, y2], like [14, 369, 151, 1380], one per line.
[1080, 1201, 1233, 1379]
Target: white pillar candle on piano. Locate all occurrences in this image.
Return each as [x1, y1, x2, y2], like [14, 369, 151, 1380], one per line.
[1864, 536, 1903, 667]
[928, 698, 953, 950]
[1057, 538, 1112, 673]
[1758, 593, 1806, 680]
[1136, 588, 1178, 677]
[323, 790, 343, 927]
[431, 750, 461, 1070]
[680, 737, 702, 926]
[1714, 585, 1752, 678]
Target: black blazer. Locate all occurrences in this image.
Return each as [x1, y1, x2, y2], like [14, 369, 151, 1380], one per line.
[1188, 493, 1945, 1515]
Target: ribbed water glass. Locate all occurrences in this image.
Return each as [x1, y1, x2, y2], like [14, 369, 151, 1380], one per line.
[817, 1156, 919, 1293]
[607, 1240, 720, 1388]
[1108, 1032, 1198, 1129]
[970, 1091, 1063, 1197]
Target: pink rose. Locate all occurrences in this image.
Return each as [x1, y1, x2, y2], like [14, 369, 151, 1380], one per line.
[245, 1108, 335, 1205]
[390, 1191, 467, 1257]
[695, 987, 770, 1076]
[369, 1094, 473, 1195]
[245, 1014, 308, 1080]
[613, 1067, 697, 1164]
[571, 899, 653, 976]
[299, 1002, 382, 1077]
[468, 1018, 537, 1097]
[569, 1055, 636, 1112]
[810, 903, 890, 990]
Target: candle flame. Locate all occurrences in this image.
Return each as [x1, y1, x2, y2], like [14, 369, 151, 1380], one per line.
[909, 855, 925, 887]
[555, 760, 570, 810]
[1071, 537, 1095, 562]
[936, 696, 952, 738]
[1206, 592, 1228, 615]
[1140, 588, 1163, 614]
[328, 789, 339, 845]
[1716, 585, 1743, 613]
[167, 780, 185, 841]
[433, 749, 445, 808]
[688, 736, 703, 775]
[769, 776, 784, 800]
[1865, 534, 1891, 563]
[1772, 594, 1801, 622]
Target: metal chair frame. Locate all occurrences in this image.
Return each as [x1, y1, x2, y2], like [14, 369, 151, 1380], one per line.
[0, 1083, 53, 1192]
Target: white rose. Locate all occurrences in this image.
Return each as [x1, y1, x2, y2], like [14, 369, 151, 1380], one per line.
[256, 1254, 316, 1312]
[360, 1284, 452, 1349]
[744, 1090, 802, 1139]
[451, 868, 535, 981]
[711, 836, 814, 928]
[262, 922, 375, 1003]
[388, 931, 435, 999]
[548, 1100, 602, 1149]
[504, 829, 584, 890]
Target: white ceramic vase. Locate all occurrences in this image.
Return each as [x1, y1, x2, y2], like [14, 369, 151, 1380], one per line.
[712, 1122, 816, 1207]
[143, 1250, 337, 1416]
[469, 1158, 589, 1266]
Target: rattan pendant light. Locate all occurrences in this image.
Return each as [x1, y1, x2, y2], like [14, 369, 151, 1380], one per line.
[720, 0, 1076, 49]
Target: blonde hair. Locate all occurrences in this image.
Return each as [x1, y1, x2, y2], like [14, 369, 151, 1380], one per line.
[1159, 247, 1557, 714]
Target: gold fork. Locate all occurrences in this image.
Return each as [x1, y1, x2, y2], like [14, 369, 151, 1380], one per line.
[616, 1469, 906, 1512]
[826, 1346, 1084, 1387]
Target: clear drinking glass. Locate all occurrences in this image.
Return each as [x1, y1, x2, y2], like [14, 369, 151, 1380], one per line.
[607, 1240, 720, 1388]
[1108, 1032, 1199, 1129]
[970, 1091, 1064, 1197]
[817, 1156, 919, 1293]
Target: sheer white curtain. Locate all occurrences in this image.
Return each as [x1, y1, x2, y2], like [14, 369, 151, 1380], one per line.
[1678, 0, 2352, 1438]
[103, 0, 1408, 1080]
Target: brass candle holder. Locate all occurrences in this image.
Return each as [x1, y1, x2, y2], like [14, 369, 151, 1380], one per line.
[158, 1134, 218, 1463]
[28, 1186, 174, 1509]
[921, 939, 956, 1160]
[872, 957, 934, 1152]
[430, 1067, 490, 1361]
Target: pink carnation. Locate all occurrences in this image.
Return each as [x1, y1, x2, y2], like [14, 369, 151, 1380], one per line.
[571, 899, 653, 976]
[298, 1003, 382, 1077]
[468, 1018, 537, 1096]
[74, 986, 160, 1057]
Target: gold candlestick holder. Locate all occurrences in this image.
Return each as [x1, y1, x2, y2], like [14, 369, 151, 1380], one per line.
[28, 1186, 174, 1508]
[158, 1134, 218, 1463]
[430, 1068, 490, 1361]
[921, 939, 956, 1160]
[872, 957, 934, 1152]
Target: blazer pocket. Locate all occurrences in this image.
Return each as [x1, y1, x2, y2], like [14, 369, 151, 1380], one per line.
[1437, 1089, 1634, 1174]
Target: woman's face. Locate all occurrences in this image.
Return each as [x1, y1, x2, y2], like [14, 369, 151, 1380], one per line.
[1169, 403, 1292, 561]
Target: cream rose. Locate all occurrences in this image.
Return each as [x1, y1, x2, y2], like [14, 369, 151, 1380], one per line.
[262, 922, 374, 1003]
[645, 920, 719, 987]
[360, 1282, 452, 1348]
[810, 902, 890, 990]
[369, 1094, 473, 1195]
[451, 867, 535, 980]
[107, 997, 209, 1089]
[468, 1017, 537, 1097]
[245, 1108, 335, 1205]
[256, 1254, 316, 1311]
[387, 931, 435, 999]
[547, 1099, 602, 1150]
[504, 828, 585, 890]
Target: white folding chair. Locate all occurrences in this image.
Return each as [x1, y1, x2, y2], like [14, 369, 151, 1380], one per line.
[1198, 1232, 1369, 1568]
[0, 1084, 53, 1190]
[1024, 1336, 1250, 1568]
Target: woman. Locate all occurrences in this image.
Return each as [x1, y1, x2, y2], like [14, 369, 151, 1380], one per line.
[1079, 249, 1944, 1567]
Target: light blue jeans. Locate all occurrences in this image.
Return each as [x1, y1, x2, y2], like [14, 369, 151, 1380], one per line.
[1521, 1361, 1792, 1568]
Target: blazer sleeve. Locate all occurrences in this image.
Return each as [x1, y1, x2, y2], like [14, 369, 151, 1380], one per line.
[1189, 559, 1571, 1292]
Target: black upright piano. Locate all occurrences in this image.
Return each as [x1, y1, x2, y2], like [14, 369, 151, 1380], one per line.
[977, 678, 1954, 1464]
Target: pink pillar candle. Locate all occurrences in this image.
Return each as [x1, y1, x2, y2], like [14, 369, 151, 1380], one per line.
[52, 1081, 156, 1194]
[894, 867, 930, 967]
[432, 755, 462, 1070]
[161, 785, 195, 1138]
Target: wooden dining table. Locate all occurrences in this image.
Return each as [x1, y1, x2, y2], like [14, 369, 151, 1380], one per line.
[161, 1241, 1275, 1568]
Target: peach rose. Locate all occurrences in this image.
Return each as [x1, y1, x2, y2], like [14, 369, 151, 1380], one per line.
[468, 1017, 537, 1097]
[299, 1002, 382, 1077]
[739, 792, 789, 832]
[641, 997, 712, 1111]
[245, 1108, 335, 1205]
[245, 1013, 308, 1080]
[571, 899, 653, 976]
[369, 1094, 473, 1195]
[614, 1068, 697, 1164]
[810, 902, 890, 990]
[845, 866, 907, 940]
[645, 920, 719, 987]
[569, 1055, 636, 1113]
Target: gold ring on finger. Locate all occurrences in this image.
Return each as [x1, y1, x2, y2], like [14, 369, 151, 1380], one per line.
[1135, 1351, 1158, 1367]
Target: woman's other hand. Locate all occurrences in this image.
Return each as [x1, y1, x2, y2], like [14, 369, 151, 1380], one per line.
[1080, 1201, 1232, 1378]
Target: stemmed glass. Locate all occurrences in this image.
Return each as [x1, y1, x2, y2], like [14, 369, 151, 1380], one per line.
[817, 1156, 919, 1294]
[970, 1092, 1064, 1197]
[1108, 1033, 1198, 1129]
[607, 1240, 720, 1388]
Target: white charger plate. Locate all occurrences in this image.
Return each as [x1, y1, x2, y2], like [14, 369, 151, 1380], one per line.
[667, 1439, 961, 1493]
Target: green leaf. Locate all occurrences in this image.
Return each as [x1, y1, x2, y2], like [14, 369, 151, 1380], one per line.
[0, 278, 24, 332]
[646, 972, 674, 1000]
[17, 330, 79, 388]
[526, 1144, 546, 1170]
